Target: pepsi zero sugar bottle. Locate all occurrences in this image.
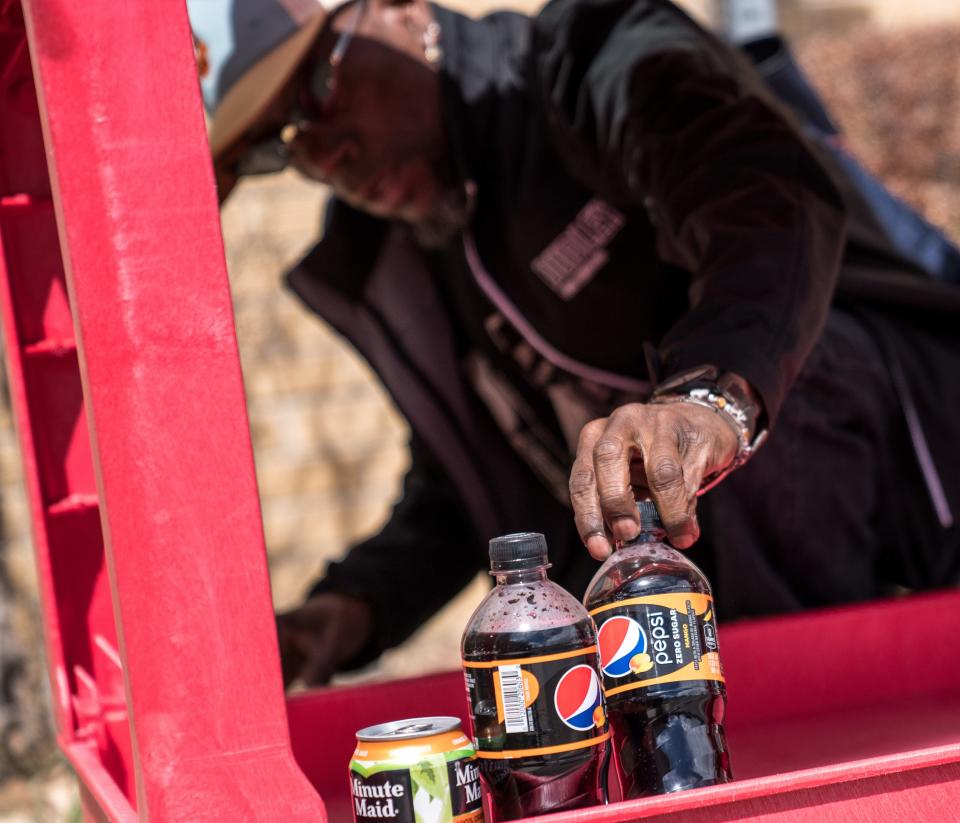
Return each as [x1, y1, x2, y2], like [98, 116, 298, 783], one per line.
[584, 501, 732, 798]
[462, 533, 608, 820]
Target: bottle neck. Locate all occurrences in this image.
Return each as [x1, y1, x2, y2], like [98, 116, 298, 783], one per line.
[618, 530, 666, 549]
[492, 565, 550, 586]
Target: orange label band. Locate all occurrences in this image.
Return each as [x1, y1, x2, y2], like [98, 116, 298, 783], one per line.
[603, 653, 725, 696]
[462, 645, 598, 669]
[588, 593, 713, 618]
[475, 731, 610, 760]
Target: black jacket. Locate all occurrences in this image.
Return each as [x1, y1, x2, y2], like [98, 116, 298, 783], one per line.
[290, 0, 960, 664]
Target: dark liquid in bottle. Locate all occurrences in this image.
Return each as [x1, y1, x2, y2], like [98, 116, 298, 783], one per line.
[609, 689, 729, 797]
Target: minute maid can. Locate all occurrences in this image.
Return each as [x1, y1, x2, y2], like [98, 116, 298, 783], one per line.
[349, 717, 485, 823]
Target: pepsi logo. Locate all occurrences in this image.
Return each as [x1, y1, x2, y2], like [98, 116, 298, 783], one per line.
[598, 616, 647, 678]
[553, 665, 603, 731]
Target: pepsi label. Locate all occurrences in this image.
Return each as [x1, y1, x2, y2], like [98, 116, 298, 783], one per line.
[590, 592, 724, 699]
[462, 646, 609, 760]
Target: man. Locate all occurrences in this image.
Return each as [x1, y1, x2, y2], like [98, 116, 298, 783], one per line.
[189, 0, 960, 686]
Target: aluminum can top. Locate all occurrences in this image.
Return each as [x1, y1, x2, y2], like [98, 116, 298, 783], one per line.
[356, 716, 463, 743]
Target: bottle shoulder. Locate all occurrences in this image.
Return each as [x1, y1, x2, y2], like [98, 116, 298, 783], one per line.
[583, 541, 711, 609]
[462, 579, 595, 658]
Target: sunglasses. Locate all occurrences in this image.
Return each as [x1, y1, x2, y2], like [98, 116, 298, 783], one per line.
[233, 0, 367, 177]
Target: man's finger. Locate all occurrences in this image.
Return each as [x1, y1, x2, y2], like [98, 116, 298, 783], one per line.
[276, 601, 335, 687]
[570, 419, 612, 560]
[276, 619, 307, 687]
[301, 640, 336, 687]
[642, 426, 698, 549]
[593, 410, 642, 543]
[299, 618, 339, 687]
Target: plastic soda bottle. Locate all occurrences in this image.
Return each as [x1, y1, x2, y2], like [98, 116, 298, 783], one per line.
[462, 533, 609, 819]
[583, 500, 732, 798]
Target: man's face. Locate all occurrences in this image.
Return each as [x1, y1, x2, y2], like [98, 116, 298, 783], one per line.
[259, 0, 469, 245]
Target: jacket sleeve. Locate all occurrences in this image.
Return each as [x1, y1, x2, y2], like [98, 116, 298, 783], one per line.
[308, 434, 485, 668]
[532, 0, 848, 423]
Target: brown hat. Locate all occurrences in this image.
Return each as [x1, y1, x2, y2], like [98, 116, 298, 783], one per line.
[188, 0, 350, 159]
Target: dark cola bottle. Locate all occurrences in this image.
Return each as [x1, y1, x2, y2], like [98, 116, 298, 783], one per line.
[583, 500, 732, 798]
[462, 533, 608, 820]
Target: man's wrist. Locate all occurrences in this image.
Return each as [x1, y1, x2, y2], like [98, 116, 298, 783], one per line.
[653, 366, 763, 438]
[651, 366, 768, 492]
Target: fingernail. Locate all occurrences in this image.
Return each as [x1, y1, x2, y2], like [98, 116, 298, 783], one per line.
[586, 534, 612, 560]
[611, 517, 639, 542]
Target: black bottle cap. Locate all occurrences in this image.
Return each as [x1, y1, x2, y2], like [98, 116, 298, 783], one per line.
[637, 499, 665, 534]
[489, 532, 550, 572]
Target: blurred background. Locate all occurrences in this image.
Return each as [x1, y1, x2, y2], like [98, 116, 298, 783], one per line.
[1, 0, 959, 817]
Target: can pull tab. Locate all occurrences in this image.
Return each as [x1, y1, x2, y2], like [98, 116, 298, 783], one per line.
[392, 721, 440, 736]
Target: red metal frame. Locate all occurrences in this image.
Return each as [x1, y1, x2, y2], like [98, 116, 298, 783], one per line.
[2, 1, 960, 821]
[0, 0, 323, 819]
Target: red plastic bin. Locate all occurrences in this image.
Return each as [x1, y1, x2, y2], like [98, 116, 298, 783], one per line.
[2, 0, 959, 821]
[290, 590, 960, 822]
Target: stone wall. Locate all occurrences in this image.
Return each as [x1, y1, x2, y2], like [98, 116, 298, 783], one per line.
[219, 171, 492, 680]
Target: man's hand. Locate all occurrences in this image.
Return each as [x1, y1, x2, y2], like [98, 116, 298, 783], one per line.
[570, 402, 738, 559]
[276, 593, 375, 688]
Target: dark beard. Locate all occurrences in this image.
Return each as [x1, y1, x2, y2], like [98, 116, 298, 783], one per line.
[409, 180, 475, 249]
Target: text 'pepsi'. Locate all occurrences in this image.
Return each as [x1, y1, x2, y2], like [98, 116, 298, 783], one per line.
[584, 500, 732, 799]
[461, 533, 609, 820]
[349, 718, 484, 823]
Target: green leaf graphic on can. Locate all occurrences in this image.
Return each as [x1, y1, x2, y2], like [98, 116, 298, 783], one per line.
[410, 758, 452, 823]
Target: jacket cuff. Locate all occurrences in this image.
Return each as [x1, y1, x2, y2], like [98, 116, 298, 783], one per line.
[658, 346, 787, 428]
